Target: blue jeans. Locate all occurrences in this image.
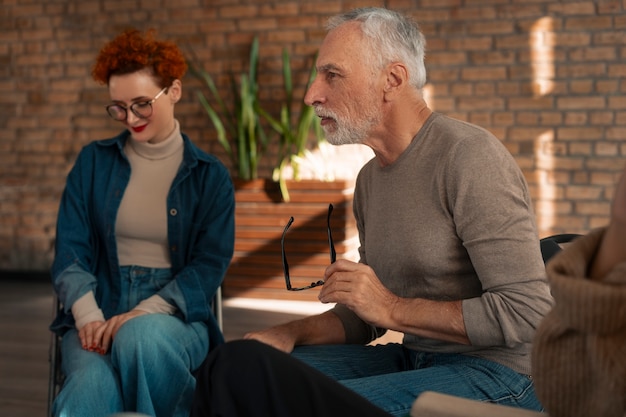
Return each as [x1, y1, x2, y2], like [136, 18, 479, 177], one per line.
[53, 266, 209, 417]
[292, 343, 542, 417]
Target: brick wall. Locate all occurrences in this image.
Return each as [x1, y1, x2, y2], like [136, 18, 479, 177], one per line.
[1, 0, 625, 271]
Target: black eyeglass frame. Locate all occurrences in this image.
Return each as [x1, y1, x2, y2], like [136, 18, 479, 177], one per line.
[281, 203, 337, 291]
[106, 86, 168, 121]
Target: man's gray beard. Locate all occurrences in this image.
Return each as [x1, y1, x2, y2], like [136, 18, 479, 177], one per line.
[324, 124, 364, 145]
[317, 107, 377, 146]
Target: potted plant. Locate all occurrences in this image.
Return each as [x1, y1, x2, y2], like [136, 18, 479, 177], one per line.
[192, 37, 328, 200]
[258, 49, 326, 202]
[192, 36, 270, 181]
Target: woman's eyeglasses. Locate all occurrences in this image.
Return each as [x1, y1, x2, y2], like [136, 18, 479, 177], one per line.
[106, 87, 168, 121]
[281, 204, 336, 291]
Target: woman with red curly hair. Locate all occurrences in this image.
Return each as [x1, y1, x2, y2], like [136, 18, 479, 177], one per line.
[49, 28, 235, 417]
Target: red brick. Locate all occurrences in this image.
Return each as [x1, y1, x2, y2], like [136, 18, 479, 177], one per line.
[427, 51, 468, 66]
[575, 201, 611, 216]
[461, 66, 507, 81]
[449, 36, 494, 51]
[565, 16, 614, 31]
[260, 3, 300, 16]
[220, 5, 259, 19]
[557, 96, 606, 110]
[609, 96, 626, 109]
[547, 1, 596, 15]
[554, 32, 592, 47]
[467, 21, 515, 36]
[608, 63, 626, 77]
[569, 142, 593, 156]
[607, 126, 626, 141]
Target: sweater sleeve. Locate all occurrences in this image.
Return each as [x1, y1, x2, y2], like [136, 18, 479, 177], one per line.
[448, 136, 553, 348]
[71, 291, 105, 330]
[134, 294, 177, 315]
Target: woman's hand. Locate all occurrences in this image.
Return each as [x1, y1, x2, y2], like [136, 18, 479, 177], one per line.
[85, 310, 149, 354]
[78, 320, 106, 353]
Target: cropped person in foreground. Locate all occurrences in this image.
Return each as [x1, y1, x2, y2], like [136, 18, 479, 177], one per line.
[192, 7, 552, 417]
[532, 161, 626, 417]
[50, 29, 235, 417]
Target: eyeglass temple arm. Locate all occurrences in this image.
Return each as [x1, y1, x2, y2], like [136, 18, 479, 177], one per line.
[282, 216, 295, 290]
[327, 204, 336, 263]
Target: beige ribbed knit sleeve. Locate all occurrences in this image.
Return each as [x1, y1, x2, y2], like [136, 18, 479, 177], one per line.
[531, 228, 626, 417]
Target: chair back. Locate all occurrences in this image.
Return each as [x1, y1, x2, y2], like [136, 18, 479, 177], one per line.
[539, 233, 582, 264]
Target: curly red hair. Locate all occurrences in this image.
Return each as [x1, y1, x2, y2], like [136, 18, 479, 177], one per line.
[92, 28, 187, 87]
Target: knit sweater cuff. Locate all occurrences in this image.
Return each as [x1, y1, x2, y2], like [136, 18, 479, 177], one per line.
[71, 291, 105, 330]
[133, 294, 177, 315]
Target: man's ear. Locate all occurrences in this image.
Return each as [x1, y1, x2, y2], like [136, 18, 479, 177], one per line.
[383, 62, 408, 97]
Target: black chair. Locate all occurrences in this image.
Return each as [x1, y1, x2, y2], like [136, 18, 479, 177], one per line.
[539, 233, 582, 264]
[47, 288, 223, 417]
[47, 295, 63, 417]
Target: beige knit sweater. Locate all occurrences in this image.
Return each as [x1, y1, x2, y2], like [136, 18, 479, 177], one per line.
[532, 228, 626, 417]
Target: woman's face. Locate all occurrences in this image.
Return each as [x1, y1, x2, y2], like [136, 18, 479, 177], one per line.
[107, 70, 180, 144]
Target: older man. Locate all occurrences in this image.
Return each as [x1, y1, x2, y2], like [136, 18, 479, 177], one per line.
[192, 7, 552, 417]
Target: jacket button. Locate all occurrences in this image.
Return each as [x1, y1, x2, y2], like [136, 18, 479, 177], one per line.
[169, 208, 178, 216]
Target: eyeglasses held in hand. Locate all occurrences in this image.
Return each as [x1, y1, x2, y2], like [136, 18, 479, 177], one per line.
[106, 86, 168, 121]
[281, 203, 337, 291]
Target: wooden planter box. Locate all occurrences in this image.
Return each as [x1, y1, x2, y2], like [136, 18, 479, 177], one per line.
[224, 178, 358, 302]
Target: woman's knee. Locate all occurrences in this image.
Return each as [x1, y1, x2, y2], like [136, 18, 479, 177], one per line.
[111, 314, 208, 370]
[110, 315, 168, 365]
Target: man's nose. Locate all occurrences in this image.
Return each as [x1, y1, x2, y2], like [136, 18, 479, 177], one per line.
[304, 76, 323, 107]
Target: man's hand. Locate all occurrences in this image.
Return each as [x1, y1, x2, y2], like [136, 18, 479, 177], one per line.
[244, 309, 346, 353]
[243, 326, 298, 353]
[319, 259, 399, 329]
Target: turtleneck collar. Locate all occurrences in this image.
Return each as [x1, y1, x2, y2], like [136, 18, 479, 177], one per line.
[127, 120, 183, 161]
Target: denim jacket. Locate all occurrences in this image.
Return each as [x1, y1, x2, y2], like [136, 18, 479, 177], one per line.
[50, 129, 235, 346]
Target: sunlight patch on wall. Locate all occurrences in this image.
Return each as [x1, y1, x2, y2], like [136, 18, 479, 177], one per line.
[531, 17, 556, 234]
[283, 141, 374, 182]
[530, 17, 555, 98]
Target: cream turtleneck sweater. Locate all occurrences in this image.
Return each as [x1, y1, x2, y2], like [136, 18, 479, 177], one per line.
[116, 121, 183, 267]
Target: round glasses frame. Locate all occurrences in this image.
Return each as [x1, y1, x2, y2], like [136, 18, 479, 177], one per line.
[106, 87, 168, 121]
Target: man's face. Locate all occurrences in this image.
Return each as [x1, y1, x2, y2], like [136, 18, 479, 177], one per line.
[304, 22, 383, 146]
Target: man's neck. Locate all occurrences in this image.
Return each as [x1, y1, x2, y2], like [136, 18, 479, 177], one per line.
[369, 101, 432, 167]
